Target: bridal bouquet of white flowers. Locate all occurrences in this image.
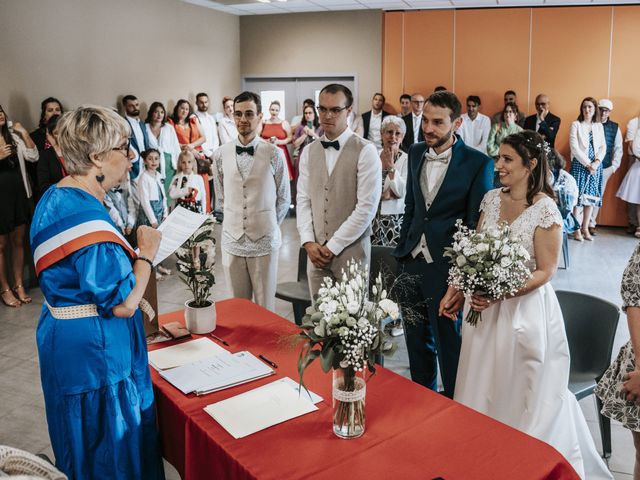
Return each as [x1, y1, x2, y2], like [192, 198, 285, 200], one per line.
[443, 219, 532, 326]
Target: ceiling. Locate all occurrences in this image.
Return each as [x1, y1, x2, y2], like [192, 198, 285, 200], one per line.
[182, 0, 638, 15]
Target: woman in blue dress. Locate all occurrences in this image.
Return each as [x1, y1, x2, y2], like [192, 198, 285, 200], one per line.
[568, 97, 606, 242]
[30, 105, 165, 480]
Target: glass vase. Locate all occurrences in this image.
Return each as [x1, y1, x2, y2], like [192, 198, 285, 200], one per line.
[332, 366, 366, 439]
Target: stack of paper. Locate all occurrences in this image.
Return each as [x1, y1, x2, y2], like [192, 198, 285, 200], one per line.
[148, 337, 228, 370]
[159, 351, 275, 395]
[204, 378, 320, 439]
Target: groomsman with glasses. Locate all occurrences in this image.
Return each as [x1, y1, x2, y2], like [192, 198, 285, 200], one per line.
[297, 83, 381, 296]
[212, 91, 290, 312]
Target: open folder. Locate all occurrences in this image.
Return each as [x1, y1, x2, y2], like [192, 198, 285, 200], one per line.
[159, 351, 275, 396]
[148, 337, 229, 371]
[204, 378, 319, 439]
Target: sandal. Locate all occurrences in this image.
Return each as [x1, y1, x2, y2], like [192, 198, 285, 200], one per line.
[12, 284, 32, 304]
[581, 229, 593, 241]
[1, 288, 21, 308]
[635, 228, 640, 239]
[573, 230, 584, 242]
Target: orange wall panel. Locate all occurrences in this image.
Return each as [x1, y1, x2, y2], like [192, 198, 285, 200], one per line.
[455, 8, 531, 123]
[530, 7, 612, 160]
[382, 5, 640, 226]
[601, 6, 640, 226]
[382, 12, 404, 115]
[403, 10, 454, 96]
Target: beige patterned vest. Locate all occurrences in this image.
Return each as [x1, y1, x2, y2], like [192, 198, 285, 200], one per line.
[307, 135, 371, 244]
[220, 141, 277, 241]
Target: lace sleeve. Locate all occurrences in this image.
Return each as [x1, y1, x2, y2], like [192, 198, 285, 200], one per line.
[621, 243, 640, 311]
[536, 197, 563, 229]
[479, 188, 500, 214]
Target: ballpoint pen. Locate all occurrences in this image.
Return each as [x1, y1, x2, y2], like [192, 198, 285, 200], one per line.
[209, 333, 229, 347]
[258, 354, 278, 369]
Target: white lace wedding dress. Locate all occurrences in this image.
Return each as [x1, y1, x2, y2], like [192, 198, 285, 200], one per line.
[454, 189, 612, 479]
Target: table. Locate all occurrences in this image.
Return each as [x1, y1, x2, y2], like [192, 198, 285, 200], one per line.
[150, 298, 579, 480]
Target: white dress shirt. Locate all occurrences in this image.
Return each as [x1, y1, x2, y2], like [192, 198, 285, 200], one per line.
[458, 113, 491, 153]
[626, 117, 640, 157]
[411, 140, 455, 262]
[126, 115, 145, 156]
[367, 111, 383, 149]
[297, 127, 382, 256]
[380, 151, 408, 215]
[195, 111, 220, 157]
[412, 113, 421, 143]
[146, 123, 181, 178]
[218, 116, 238, 145]
[136, 170, 167, 225]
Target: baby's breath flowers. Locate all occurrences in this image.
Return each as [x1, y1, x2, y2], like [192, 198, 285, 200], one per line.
[444, 219, 532, 326]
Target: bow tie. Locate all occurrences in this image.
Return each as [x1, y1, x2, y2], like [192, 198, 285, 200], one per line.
[236, 145, 255, 156]
[424, 150, 450, 164]
[112, 188, 123, 194]
[321, 140, 340, 150]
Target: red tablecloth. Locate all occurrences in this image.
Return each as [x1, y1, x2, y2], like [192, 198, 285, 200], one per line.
[150, 298, 579, 480]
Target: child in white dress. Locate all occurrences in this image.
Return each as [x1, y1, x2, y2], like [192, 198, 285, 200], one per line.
[169, 150, 205, 214]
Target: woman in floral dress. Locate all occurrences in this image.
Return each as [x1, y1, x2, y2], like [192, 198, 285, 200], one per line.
[596, 243, 640, 479]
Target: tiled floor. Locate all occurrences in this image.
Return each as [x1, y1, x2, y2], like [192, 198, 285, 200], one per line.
[0, 218, 636, 479]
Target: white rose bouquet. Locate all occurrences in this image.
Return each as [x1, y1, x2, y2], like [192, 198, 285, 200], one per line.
[443, 219, 532, 326]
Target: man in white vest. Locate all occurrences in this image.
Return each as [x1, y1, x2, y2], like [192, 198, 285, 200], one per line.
[212, 91, 290, 311]
[297, 84, 382, 296]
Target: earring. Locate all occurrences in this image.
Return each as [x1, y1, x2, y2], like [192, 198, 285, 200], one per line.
[96, 170, 105, 183]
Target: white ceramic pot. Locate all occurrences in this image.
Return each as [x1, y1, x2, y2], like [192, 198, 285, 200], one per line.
[184, 300, 216, 334]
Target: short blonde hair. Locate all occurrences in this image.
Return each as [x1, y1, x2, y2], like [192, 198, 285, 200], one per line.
[177, 150, 196, 173]
[57, 105, 130, 175]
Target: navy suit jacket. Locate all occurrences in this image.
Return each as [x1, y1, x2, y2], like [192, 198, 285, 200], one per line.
[401, 113, 425, 153]
[393, 136, 494, 276]
[523, 112, 561, 148]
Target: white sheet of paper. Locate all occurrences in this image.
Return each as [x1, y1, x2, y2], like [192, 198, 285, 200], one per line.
[152, 206, 208, 266]
[279, 377, 323, 404]
[148, 337, 228, 370]
[159, 351, 274, 395]
[204, 379, 318, 439]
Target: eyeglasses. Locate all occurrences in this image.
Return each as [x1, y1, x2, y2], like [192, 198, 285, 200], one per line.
[112, 139, 130, 157]
[233, 110, 257, 120]
[317, 105, 349, 116]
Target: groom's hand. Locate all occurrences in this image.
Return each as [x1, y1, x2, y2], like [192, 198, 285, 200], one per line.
[304, 242, 332, 268]
[439, 290, 464, 321]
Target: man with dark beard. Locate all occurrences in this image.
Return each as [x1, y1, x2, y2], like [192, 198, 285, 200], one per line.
[393, 90, 493, 398]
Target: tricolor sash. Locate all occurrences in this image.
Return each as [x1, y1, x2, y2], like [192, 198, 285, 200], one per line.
[32, 208, 136, 276]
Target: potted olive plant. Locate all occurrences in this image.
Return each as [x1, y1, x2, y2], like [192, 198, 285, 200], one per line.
[175, 216, 217, 333]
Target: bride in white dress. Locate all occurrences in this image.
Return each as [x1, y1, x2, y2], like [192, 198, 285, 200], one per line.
[440, 131, 612, 479]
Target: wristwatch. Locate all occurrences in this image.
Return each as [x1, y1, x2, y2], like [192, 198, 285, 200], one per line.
[388, 167, 396, 174]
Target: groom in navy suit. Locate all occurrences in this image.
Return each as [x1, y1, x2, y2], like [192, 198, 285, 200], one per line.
[393, 91, 493, 398]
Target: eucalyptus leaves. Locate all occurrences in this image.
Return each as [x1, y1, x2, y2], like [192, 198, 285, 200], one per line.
[443, 219, 531, 326]
[175, 216, 216, 308]
[297, 259, 400, 389]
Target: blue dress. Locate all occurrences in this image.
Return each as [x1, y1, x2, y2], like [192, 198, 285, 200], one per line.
[570, 130, 604, 207]
[30, 186, 164, 480]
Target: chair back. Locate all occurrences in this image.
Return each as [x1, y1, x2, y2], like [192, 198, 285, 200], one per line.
[297, 247, 308, 282]
[556, 290, 620, 379]
[370, 246, 396, 286]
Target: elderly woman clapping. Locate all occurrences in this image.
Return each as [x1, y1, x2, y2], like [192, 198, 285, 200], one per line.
[371, 115, 409, 247]
[30, 106, 165, 479]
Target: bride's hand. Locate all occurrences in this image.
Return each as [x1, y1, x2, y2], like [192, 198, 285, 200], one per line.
[623, 369, 640, 405]
[470, 294, 496, 312]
